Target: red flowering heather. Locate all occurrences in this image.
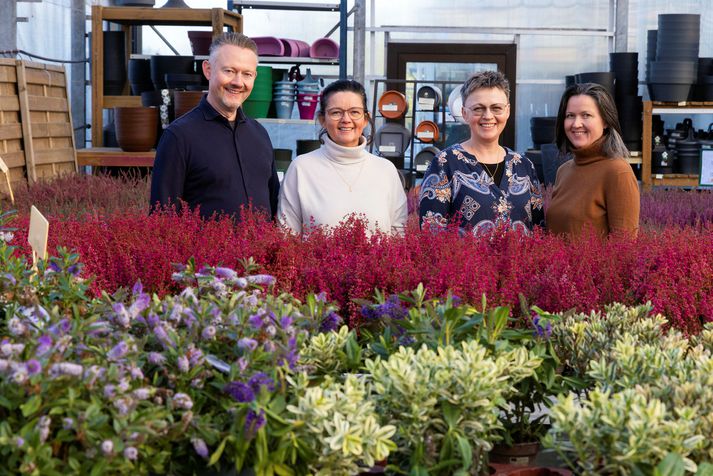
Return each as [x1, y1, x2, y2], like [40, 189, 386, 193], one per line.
[5, 175, 713, 333]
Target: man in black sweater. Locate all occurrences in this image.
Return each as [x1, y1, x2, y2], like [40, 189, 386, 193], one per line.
[150, 32, 279, 219]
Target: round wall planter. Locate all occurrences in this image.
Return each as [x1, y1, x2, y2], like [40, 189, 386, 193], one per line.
[378, 90, 408, 119]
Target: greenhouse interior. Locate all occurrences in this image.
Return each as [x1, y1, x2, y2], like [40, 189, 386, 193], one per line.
[1, 0, 713, 475]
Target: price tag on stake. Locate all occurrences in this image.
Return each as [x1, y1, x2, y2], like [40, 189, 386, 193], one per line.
[0, 156, 8, 174]
[29, 205, 49, 264]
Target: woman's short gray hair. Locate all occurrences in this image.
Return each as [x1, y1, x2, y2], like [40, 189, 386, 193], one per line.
[208, 32, 258, 60]
[460, 70, 510, 105]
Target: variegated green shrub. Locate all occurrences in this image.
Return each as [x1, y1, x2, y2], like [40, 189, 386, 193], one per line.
[544, 388, 704, 475]
[587, 334, 713, 463]
[365, 341, 540, 475]
[298, 326, 362, 376]
[549, 303, 668, 379]
[285, 373, 396, 476]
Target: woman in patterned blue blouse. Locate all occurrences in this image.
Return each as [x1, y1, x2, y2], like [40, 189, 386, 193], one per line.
[419, 71, 545, 235]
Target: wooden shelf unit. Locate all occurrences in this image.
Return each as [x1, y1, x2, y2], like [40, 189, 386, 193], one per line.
[642, 100, 713, 190]
[77, 147, 155, 167]
[90, 6, 242, 147]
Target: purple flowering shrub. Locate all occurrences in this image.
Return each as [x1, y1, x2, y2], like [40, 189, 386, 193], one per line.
[0, 237, 345, 475]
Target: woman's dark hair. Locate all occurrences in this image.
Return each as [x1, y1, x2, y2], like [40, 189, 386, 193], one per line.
[317, 79, 374, 145]
[555, 82, 629, 158]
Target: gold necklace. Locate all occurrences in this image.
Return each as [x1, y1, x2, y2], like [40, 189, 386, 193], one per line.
[477, 158, 501, 182]
[463, 141, 503, 183]
[328, 158, 366, 192]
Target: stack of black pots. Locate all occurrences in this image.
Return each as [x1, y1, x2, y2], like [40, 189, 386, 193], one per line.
[575, 72, 615, 97]
[96, 31, 126, 95]
[610, 52, 642, 151]
[645, 30, 657, 85]
[691, 58, 713, 101]
[647, 14, 700, 102]
[528, 116, 557, 185]
[530, 116, 557, 150]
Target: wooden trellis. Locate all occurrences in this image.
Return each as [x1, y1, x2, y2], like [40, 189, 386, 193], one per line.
[0, 58, 77, 197]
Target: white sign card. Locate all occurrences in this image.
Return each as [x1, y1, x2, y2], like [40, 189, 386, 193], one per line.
[29, 205, 49, 263]
[700, 147, 713, 187]
[0, 155, 13, 205]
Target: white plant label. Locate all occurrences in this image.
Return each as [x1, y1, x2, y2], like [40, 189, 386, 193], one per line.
[29, 205, 49, 262]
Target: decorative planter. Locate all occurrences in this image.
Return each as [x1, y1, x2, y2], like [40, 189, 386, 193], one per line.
[173, 90, 204, 119]
[490, 442, 540, 467]
[188, 31, 213, 55]
[378, 90, 408, 119]
[114, 107, 158, 152]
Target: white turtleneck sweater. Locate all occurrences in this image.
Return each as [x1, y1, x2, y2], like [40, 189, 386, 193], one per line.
[277, 135, 408, 235]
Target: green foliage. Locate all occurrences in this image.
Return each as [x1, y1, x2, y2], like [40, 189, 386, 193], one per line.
[365, 341, 540, 474]
[544, 389, 703, 475]
[286, 373, 396, 476]
[298, 326, 362, 376]
[547, 302, 668, 380]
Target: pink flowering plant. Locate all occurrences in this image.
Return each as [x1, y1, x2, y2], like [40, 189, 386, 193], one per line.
[0, 216, 345, 475]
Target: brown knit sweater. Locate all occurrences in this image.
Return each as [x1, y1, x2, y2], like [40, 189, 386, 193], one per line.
[546, 140, 640, 237]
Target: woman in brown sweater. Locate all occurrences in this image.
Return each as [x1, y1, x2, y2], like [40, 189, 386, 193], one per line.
[546, 83, 640, 237]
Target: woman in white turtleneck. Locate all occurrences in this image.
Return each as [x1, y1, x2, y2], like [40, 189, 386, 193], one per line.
[277, 79, 408, 235]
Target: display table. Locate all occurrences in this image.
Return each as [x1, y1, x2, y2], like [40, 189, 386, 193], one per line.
[76, 148, 155, 167]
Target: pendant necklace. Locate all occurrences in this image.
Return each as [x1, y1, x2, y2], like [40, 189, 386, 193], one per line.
[478, 159, 500, 183]
[329, 159, 366, 192]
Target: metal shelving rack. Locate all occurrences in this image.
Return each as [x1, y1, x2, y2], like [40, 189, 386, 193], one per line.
[229, 0, 347, 79]
[369, 78, 468, 179]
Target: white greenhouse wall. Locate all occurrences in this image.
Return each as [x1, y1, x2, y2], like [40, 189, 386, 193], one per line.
[8, 0, 713, 151]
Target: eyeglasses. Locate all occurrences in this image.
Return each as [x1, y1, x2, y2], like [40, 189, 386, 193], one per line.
[325, 108, 366, 121]
[465, 103, 509, 117]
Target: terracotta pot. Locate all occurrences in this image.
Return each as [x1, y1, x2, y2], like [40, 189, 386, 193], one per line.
[114, 107, 158, 152]
[415, 120, 440, 143]
[378, 90, 408, 119]
[490, 442, 540, 466]
[173, 91, 204, 119]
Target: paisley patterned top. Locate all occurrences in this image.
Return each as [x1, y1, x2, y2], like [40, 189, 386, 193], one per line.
[418, 144, 545, 235]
